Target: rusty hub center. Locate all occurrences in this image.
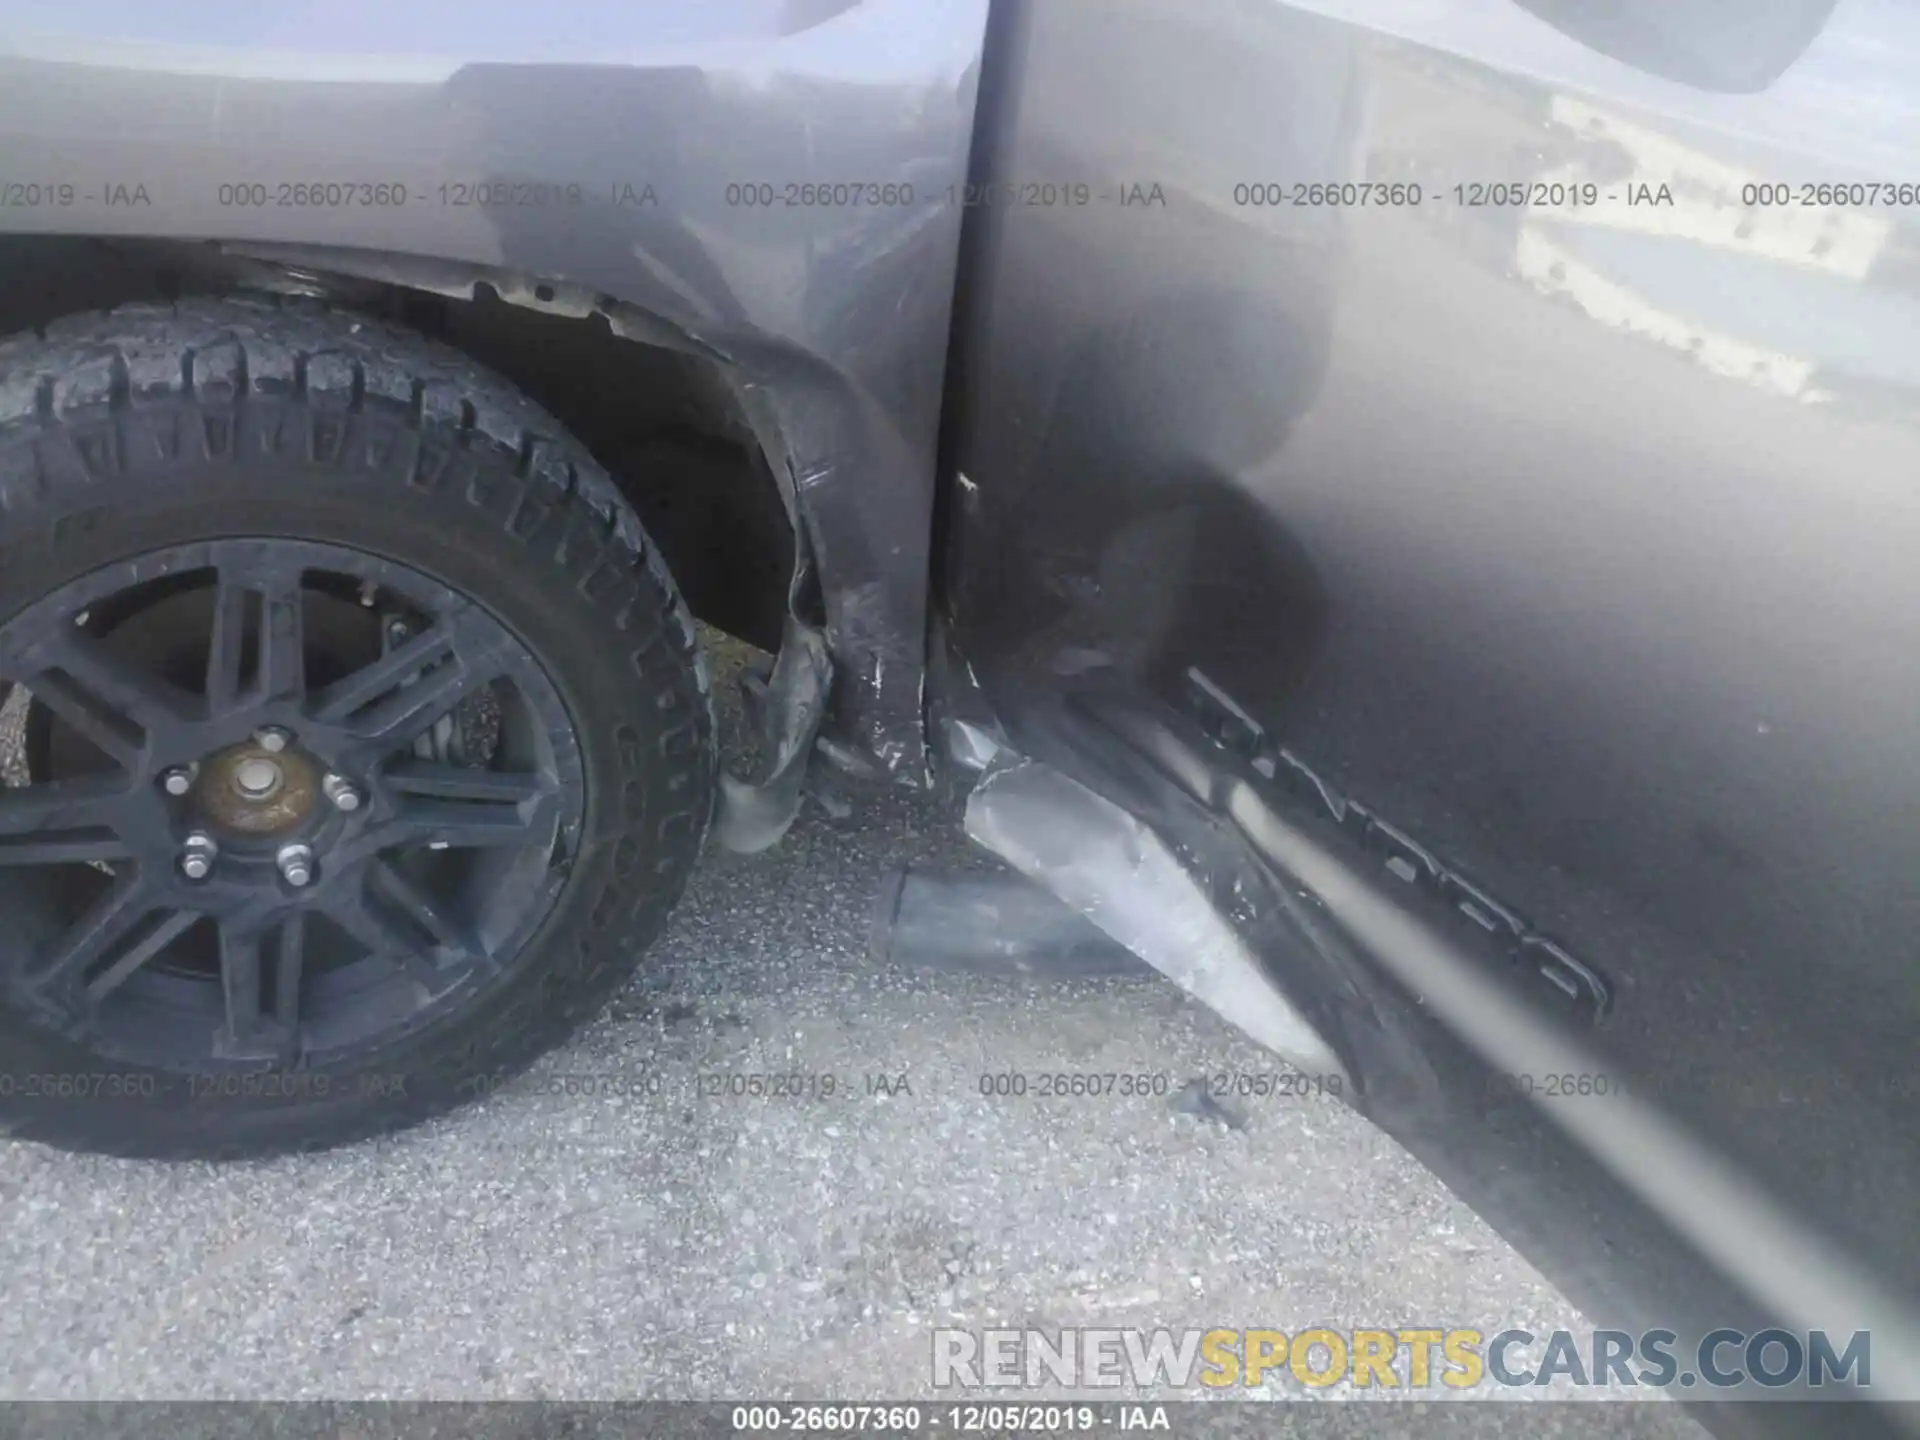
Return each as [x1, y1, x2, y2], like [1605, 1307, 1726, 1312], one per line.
[196, 743, 322, 836]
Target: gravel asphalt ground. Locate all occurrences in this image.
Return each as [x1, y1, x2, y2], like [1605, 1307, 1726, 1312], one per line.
[0, 636, 1702, 1437]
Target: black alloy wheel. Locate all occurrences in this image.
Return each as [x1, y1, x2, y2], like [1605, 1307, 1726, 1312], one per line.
[0, 296, 714, 1159]
[1, 537, 585, 1069]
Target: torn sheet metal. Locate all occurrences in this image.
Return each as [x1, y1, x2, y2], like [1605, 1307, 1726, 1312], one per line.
[965, 756, 1345, 1080]
[715, 613, 834, 854]
[9, 0, 994, 785]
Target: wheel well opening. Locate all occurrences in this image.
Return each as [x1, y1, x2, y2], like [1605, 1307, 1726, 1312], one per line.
[0, 235, 795, 654]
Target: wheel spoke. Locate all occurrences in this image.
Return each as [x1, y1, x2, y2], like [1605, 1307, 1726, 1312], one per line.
[320, 874, 454, 989]
[206, 583, 245, 715]
[259, 578, 307, 706]
[216, 920, 263, 1044]
[353, 659, 506, 758]
[0, 830, 132, 867]
[87, 909, 198, 1003]
[310, 603, 516, 757]
[311, 623, 456, 722]
[214, 912, 304, 1062]
[17, 636, 194, 771]
[205, 567, 308, 716]
[0, 777, 137, 867]
[384, 786, 556, 851]
[332, 766, 555, 865]
[27, 872, 192, 1004]
[26, 875, 148, 988]
[383, 760, 547, 805]
[273, 911, 307, 1035]
[370, 860, 487, 966]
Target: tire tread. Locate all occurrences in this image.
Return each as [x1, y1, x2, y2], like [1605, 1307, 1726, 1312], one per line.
[0, 294, 715, 1160]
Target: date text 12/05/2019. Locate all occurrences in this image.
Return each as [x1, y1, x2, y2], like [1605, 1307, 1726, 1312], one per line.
[729, 1404, 1173, 1433]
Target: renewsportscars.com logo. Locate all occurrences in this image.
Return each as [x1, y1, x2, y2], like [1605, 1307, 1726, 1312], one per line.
[931, 1327, 1872, 1393]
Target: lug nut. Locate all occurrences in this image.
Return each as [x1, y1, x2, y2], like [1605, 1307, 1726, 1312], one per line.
[180, 833, 218, 880]
[254, 727, 293, 754]
[161, 766, 195, 797]
[276, 843, 315, 888]
[322, 775, 363, 813]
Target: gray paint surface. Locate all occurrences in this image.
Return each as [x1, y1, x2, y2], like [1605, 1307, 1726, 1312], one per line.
[2, 0, 1917, 1429]
[941, 0, 1920, 1426]
[0, 0, 991, 771]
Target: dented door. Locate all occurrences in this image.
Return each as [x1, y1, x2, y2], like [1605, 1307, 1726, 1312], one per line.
[946, 0, 1920, 1422]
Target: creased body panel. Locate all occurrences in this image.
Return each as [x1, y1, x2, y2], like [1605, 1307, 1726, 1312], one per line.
[946, 0, 1920, 1420]
[0, 0, 991, 774]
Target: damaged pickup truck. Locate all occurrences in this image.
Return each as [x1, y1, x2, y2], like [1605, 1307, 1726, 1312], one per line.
[0, 0, 1915, 1428]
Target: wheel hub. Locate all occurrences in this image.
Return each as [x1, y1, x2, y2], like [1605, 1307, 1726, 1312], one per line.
[233, 757, 284, 800]
[196, 741, 322, 837]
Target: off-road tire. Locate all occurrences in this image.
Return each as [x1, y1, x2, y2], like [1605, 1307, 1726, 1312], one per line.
[0, 294, 714, 1160]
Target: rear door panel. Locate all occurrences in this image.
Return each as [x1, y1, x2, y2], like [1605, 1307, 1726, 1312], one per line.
[947, 0, 1920, 1415]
